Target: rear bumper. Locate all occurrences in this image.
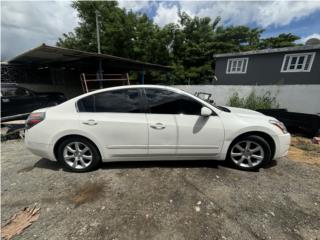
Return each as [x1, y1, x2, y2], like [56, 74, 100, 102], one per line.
[25, 139, 56, 161]
[274, 133, 291, 159]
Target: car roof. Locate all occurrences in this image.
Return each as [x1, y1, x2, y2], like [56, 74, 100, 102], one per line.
[76, 85, 184, 99]
[97, 84, 177, 90]
[61, 84, 222, 115]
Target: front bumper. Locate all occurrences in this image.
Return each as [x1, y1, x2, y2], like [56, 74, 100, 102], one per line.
[274, 133, 291, 159]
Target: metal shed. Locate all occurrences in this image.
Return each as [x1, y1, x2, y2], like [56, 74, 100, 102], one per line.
[1, 44, 172, 97]
[8, 44, 171, 71]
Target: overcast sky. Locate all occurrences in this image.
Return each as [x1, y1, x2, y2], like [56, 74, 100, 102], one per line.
[1, 0, 320, 61]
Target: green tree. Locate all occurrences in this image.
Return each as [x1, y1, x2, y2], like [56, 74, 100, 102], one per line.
[259, 33, 300, 49]
[213, 26, 263, 52]
[57, 1, 172, 65]
[57, 1, 301, 84]
[168, 12, 221, 84]
[169, 13, 266, 84]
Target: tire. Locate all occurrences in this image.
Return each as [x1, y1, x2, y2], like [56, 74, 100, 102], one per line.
[227, 135, 272, 171]
[57, 137, 101, 172]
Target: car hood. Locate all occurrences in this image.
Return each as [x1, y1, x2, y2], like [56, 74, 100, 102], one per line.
[224, 106, 277, 122]
[225, 107, 265, 116]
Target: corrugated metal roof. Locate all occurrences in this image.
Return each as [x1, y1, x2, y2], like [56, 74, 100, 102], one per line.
[8, 44, 172, 71]
[213, 44, 320, 58]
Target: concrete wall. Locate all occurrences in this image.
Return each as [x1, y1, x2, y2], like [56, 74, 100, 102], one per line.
[19, 83, 320, 114]
[174, 84, 320, 115]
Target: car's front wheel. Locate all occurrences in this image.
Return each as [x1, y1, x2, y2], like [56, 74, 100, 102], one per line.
[227, 135, 272, 170]
[57, 137, 101, 172]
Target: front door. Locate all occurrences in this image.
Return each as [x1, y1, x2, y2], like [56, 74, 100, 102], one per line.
[175, 115, 224, 155]
[173, 95, 224, 155]
[144, 88, 224, 156]
[77, 88, 148, 159]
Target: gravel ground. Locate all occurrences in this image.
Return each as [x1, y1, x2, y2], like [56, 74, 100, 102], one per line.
[1, 139, 320, 240]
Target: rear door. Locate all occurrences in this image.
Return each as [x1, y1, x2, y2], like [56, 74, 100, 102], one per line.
[143, 88, 178, 155]
[77, 88, 148, 159]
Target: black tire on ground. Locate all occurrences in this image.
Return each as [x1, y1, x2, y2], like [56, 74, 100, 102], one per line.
[57, 136, 101, 172]
[227, 135, 272, 171]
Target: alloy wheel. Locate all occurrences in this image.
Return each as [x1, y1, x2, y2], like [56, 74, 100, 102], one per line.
[63, 142, 93, 170]
[230, 140, 265, 168]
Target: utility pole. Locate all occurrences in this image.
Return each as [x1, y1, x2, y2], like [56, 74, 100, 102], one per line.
[95, 10, 103, 88]
[95, 10, 101, 54]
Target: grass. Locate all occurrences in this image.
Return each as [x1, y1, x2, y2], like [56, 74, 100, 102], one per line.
[228, 89, 279, 110]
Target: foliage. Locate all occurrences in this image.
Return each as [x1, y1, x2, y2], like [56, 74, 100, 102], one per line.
[228, 90, 279, 110]
[259, 33, 301, 49]
[57, 1, 301, 84]
[57, 1, 172, 65]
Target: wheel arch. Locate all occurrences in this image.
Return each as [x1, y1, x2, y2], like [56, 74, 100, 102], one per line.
[228, 131, 276, 159]
[53, 134, 102, 161]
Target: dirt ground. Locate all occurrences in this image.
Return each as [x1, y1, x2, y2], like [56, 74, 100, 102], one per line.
[1, 139, 320, 240]
[288, 136, 320, 166]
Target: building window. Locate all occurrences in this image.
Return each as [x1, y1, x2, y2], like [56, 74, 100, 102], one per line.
[226, 58, 248, 74]
[281, 52, 316, 73]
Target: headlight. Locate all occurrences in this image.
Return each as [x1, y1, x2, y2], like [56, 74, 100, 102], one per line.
[269, 120, 288, 134]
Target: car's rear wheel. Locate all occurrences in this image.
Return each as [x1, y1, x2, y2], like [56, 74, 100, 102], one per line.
[57, 137, 101, 172]
[227, 135, 272, 170]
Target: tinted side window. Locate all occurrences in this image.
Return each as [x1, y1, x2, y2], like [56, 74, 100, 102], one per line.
[77, 89, 142, 113]
[145, 88, 203, 115]
[77, 95, 95, 112]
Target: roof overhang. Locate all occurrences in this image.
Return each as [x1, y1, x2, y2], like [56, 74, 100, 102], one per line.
[8, 44, 172, 71]
[213, 44, 320, 58]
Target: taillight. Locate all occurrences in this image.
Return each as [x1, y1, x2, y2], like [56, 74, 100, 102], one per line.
[26, 112, 46, 129]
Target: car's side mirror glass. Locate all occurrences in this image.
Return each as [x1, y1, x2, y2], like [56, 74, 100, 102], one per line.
[201, 107, 212, 117]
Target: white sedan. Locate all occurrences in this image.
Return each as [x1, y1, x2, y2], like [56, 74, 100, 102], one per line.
[25, 85, 290, 172]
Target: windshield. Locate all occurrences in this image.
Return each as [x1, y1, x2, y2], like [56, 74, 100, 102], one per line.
[177, 89, 231, 113]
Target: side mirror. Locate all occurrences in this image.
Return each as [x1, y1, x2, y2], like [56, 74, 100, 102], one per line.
[201, 107, 212, 117]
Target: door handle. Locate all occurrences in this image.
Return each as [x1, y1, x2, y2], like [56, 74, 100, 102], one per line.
[2, 98, 10, 103]
[82, 119, 97, 126]
[150, 123, 165, 130]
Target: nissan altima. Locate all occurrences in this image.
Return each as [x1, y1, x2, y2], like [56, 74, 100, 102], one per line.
[25, 85, 290, 172]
